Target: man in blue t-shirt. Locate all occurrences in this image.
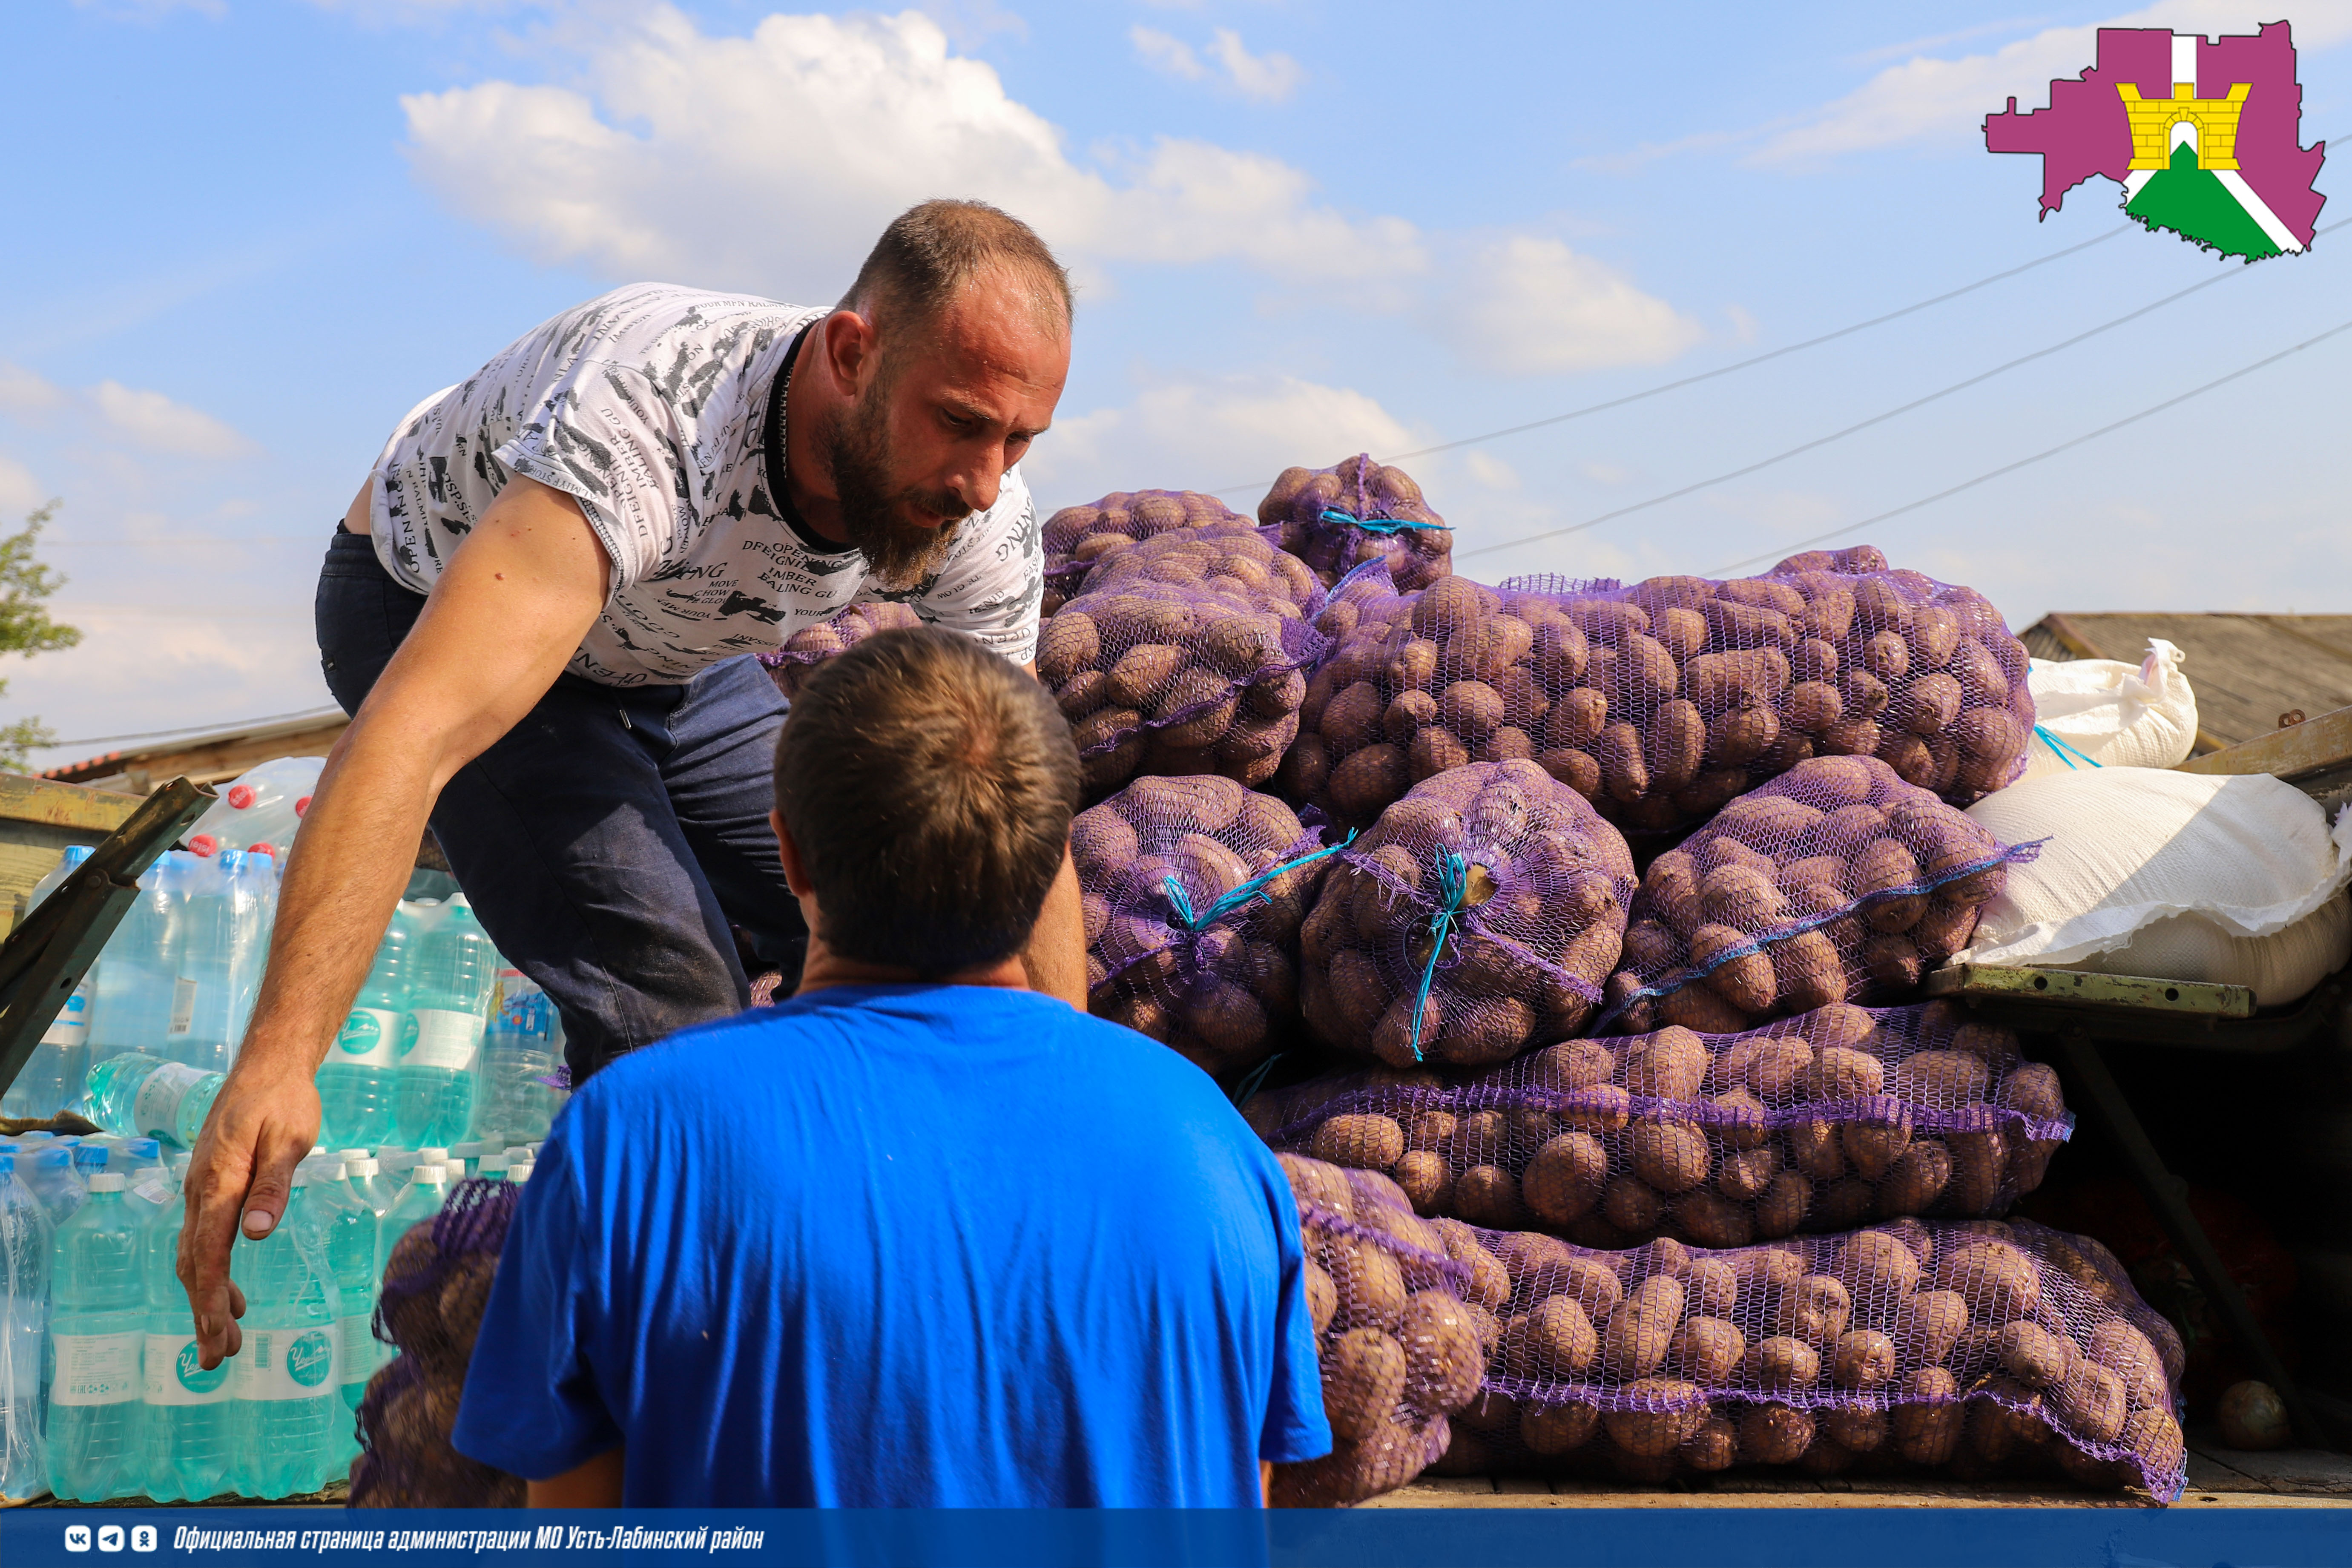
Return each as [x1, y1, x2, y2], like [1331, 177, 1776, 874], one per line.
[452, 626, 1331, 1506]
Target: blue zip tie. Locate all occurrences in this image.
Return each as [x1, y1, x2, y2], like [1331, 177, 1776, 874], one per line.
[1406, 847, 1476, 1064]
[1163, 832, 1355, 932]
[2033, 725, 2104, 770]
[1318, 506, 1453, 536]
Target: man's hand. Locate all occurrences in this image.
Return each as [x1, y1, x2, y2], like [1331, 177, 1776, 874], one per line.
[178, 475, 608, 1364]
[176, 1063, 321, 1364]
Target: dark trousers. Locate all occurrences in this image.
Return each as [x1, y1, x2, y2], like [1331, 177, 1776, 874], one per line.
[314, 528, 806, 1083]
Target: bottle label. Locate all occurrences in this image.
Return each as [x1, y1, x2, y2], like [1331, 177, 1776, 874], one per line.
[336, 1314, 378, 1385]
[403, 1009, 484, 1071]
[336, 1007, 402, 1067]
[50, 1331, 144, 1405]
[169, 976, 198, 1036]
[130, 1171, 175, 1207]
[233, 1327, 338, 1401]
[144, 1334, 231, 1406]
[40, 987, 90, 1048]
[132, 1061, 213, 1141]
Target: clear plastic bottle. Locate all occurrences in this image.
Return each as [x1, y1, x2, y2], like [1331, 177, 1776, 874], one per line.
[166, 853, 235, 1074]
[293, 1156, 377, 1423]
[138, 1177, 231, 1501]
[506, 1161, 534, 1187]
[46, 1171, 146, 1500]
[227, 1170, 343, 1497]
[117, 1140, 171, 1218]
[471, 966, 566, 1146]
[342, 1157, 394, 1220]
[319, 905, 418, 1149]
[84, 1051, 224, 1149]
[395, 898, 495, 1148]
[379, 1163, 449, 1264]
[184, 757, 322, 862]
[476, 1152, 510, 1183]
[218, 849, 279, 1064]
[1, 846, 99, 1120]
[0, 1153, 54, 1503]
[24, 1145, 87, 1228]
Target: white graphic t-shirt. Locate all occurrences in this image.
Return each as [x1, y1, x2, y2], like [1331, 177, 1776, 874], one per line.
[367, 282, 1044, 687]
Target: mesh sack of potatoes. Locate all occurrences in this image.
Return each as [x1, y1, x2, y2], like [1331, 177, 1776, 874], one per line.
[1075, 776, 1344, 1078]
[1259, 453, 1453, 593]
[1039, 488, 1259, 616]
[757, 601, 926, 700]
[1273, 1153, 1495, 1505]
[1042, 523, 1329, 797]
[1298, 761, 1637, 1069]
[1600, 756, 2041, 1034]
[1426, 1219, 2185, 1501]
[1247, 1000, 2072, 1248]
[351, 1179, 526, 1507]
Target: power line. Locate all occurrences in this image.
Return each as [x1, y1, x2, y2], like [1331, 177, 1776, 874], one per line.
[1201, 218, 2139, 497]
[43, 707, 345, 750]
[1701, 313, 2352, 576]
[1455, 214, 2346, 563]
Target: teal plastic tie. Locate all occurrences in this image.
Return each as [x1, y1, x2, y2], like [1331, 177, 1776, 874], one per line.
[1318, 506, 1453, 536]
[2032, 725, 2103, 770]
[1162, 833, 1355, 932]
[1406, 847, 1476, 1064]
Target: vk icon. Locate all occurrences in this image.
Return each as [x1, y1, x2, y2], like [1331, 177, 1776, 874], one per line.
[64, 1525, 92, 1551]
[98, 1525, 126, 1551]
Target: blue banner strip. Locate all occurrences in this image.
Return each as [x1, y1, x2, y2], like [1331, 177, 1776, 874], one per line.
[7, 1505, 2349, 1568]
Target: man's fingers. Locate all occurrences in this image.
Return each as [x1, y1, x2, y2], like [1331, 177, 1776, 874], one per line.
[239, 1134, 305, 1240]
[179, 1147, 252, 1369]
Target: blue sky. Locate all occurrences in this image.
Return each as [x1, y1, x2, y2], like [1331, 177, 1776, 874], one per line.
[1, 0, 2343, 769]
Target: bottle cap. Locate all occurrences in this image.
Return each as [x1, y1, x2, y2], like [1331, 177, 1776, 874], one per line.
[508, 1163, 533, 1185]
[289, 1166, 310, 1187]
[414, 1164, 448, 1183]
[479, 1154, 511, 1178]
[32, 1147, 69, 1167]
[128, 1139, 161, 1159]
[453, 1141, 489, 1157]
[347, 1157, 379, 1177]
[73, 1146, 108, 1169]
[504, 1146, 534, 1160]
[337, 1149, 372, 1162]
[88, 1172, 126, 1193]
[418, 1147, 450, 1163]
[170, 1154, 192, 1176]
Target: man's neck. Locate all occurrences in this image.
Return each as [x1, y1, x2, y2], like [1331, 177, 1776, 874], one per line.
[780, 320, 850, 548]
[792, 937, 1031, 998]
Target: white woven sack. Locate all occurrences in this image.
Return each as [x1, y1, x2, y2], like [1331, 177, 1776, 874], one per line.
[2020, 639, 2197, 780]
[1956, 769, 2352, 1004]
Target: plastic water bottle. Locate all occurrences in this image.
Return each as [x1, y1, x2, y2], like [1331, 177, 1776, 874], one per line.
[379, 1163, 449, 1255]
[46, 1171, 146, 1500]
[218, 849, 279, 1061]
[318, 905, 419, 1149]
[116, 1140, 170, 1218]
[395, 898, 495, 1148]
[472, 967, 566, 1146]
[477, 1152, 511, 1183]
[449, 1141, 490, 1178]
[185, 757, 322, 862]
[293, 1157, 378, 1421]
[85, 1051, 224, 1151]
[342, 1157, 393, 1219]
[138, 1177, 230, 1501]
[24, 1146, 86, 1227]
[87, 855, 184, 1072]
[228, 1169, 342, 1497]
[2, 847, 98, 1119]
[506, 1161, 534, 1186]
[0, 1154, 54, 1502]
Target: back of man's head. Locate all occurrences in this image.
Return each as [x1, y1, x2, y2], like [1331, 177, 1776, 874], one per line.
[842, 198, 1073, 345]
[774, 627, 1080, 979]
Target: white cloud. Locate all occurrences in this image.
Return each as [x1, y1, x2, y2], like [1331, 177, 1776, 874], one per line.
[1132, 25, 1301, 103]
[0, 364, 65, 414]
[1465, 451, 1519, 491]
[1130, 25, 1206, 82]
[1756, 1, 2352, 162]
[402, 7, 1421, 293]
[1445, 235, 1706, 375]
[0, 456, 46, 517]
[90, 382, 258, 458]
[1022, 373, 1422, 509]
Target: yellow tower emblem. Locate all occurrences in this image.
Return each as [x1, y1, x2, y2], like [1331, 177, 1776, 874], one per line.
[2118, 80, 2251, 169]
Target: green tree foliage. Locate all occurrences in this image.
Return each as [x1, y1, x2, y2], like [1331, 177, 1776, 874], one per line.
[0, 500, 83, 770]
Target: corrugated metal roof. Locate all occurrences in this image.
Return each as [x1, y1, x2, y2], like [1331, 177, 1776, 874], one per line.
[2023, 613, 2352, 752]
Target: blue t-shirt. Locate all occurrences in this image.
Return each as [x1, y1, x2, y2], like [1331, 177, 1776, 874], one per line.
[452, 985, 1331, 1506]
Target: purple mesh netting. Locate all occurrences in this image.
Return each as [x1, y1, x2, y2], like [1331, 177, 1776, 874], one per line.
[1040, 489, 1261, 616]
[1248, 1001, 2072, 1247]
[1424, 1219, 2186, 1502]
[1280, 560, 2035, 840]
[350, 1179, 526, 1508]
[1601, 756, 2042, 1034]
[756, 601, 925, 700]
[1039, 523, 1329, 798]
[1297, 761, 1637, 1068]
[1258, 455, 1453, 593]
[1275, 1155, 1484, 1506]
[1075, 777, 1337, 1078]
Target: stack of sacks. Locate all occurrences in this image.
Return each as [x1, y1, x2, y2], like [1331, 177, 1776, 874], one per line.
[1039, 489, 1258, 616]
[1260, 454, 1452, 593]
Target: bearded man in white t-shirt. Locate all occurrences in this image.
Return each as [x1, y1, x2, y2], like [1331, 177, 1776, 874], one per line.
[177, 200, 1082, 1366]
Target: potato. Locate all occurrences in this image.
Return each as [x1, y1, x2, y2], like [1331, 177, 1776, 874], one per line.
[2052, 1362, 2128, 1443]
[1324, 1233, 1410, 1325]
[1628, 1119, 1711, 1194]
[1892, 1049, 1992, 1106]
[1997, 1321, 2071, 1390]
[1787, 1119, 1845, 1180]
[1321, 1327, 1408, 1439]
[1392, 1150, 1453, 1215]
[1933, 1238, 2039, 1323]
[1602, 1275, 1688, 1379]
[1739, 1402, 1816, 1465]
[1892, 1367, 1964, 1463]
[1312, 1113, 1404, 1171]
[1604, 1380, 1708, 1457]
[1893, 1289, 1969, 1367]
[1620, 1025, 1708, 1100]
[1743, 1335, 1821, 1391]
[1833, 1329, 1898, 1390]
[1521, 1295, 1599, 1378]
[1824, 1407, 1890, 1455]
[1684, 1258, 1738, 1320]
[1670, 1316, 1746, 1384]
[1305, 1261, 1338, 1334]
[1746, 1038, 1816, 1104]
[1397, 1292, 1486, 1417]
[2085, 1319, 2169, 1410]
[1521, 1400, 1601, 1455]
[1777, 1275, 1852, 1349]
[1753, 1171, 1812, 1237]
[1521, 1132, 1608, 1225]
[1680, 1414, 1741, 1471]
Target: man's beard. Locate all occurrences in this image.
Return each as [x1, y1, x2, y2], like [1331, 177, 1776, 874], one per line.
[824, 390, 967, 589]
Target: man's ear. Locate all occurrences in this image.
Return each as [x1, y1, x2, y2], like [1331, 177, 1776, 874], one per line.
[820, 307, 880, 398]
[770, 807, 811, 898]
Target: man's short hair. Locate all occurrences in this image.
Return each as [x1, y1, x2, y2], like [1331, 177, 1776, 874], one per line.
[774, 626, 1080, 978]
[841, 199, 1073, 342]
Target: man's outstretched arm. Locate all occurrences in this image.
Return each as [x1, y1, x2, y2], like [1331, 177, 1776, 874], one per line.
[179, 476, 608, 1366]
